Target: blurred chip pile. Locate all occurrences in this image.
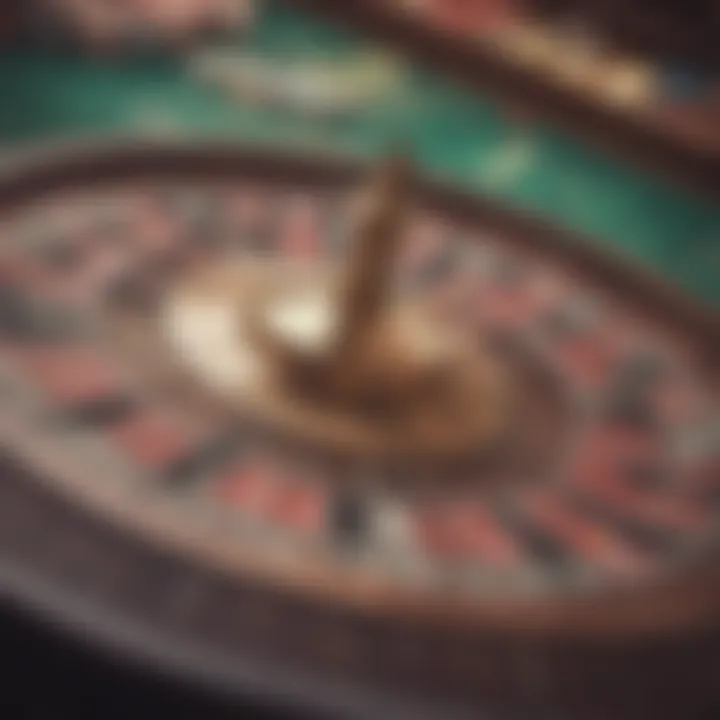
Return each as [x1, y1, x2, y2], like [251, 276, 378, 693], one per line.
[1, 0, 256, 50]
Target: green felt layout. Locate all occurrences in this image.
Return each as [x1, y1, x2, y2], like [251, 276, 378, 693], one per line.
[0, 0, 717, 303]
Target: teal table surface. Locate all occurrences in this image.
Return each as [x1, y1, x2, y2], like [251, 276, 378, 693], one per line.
[0, 0, 717, 304]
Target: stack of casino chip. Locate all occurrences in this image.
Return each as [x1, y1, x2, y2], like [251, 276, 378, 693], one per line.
[21, 0, 256, 53]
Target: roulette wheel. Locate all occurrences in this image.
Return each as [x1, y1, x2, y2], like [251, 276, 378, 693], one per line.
[0, 139, 718, 720]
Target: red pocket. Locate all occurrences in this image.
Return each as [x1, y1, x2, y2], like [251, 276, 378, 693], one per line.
[214, 457, 278, 513]
[110, 408, 208, 471]
[519, 491, 651, 577]
[279, 196, 322, 261]
[10, 346, 127, 407]
[417, 501, 524, 566]
[267, 480, 326, 534]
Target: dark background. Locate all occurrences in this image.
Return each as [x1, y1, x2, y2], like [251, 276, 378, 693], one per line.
[0, 601, 300, 719]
